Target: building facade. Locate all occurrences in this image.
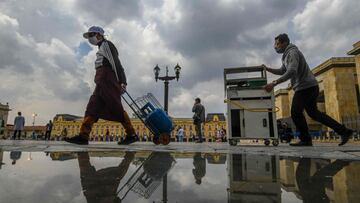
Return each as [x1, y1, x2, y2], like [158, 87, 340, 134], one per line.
[275, 41, 360, 132]
[5, 125, 46, 139]
[51, 113, 226, 142]
[0, 102, 11, 137]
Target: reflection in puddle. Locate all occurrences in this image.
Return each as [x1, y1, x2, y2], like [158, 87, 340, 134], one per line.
[0, 149, 359, 203]
[228, 154, 280, 202]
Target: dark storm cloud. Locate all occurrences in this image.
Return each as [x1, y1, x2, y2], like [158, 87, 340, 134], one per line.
[31, 174, 81, 202]
[0, 32, 33, 74]
[0, 0, 83, 44]
[157, 0, 305, 57]
[147, 0, 309, 90]
[0, 17, 90, 102]
[75, 0, 143, 24]
[1, 0, 359, 123]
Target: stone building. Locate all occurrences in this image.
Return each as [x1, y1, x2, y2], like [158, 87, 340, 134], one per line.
[51, 113, 226, 142]
[5, 125, 46, 139]
[0, 102, 11, 137]
[348, 40, 360, 88]
[275, 41, 360, 132]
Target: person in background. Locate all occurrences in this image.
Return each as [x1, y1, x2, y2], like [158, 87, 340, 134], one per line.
[44, 120, 53, 140]
[221, 128, 227, 142]
[192, 98, 205, 143]
[177, 127, 184, 142]
[61, 128, 68, 139]
[13, 112, 25, 140]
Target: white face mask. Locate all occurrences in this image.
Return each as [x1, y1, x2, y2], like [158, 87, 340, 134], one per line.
[88, 36, 100, 46]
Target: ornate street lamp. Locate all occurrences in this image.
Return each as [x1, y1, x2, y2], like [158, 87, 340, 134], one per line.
[153, 64, 181, 113]
[153, 64, 160, 82]
[174, 63, 181, 81]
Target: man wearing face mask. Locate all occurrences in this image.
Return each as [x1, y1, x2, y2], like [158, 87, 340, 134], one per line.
[64, 26, 138, 145]
[263, 33, 356, 146]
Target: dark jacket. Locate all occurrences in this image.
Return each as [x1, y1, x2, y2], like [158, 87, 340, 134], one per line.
[273, 44, 318, 91]
[95, 40, 127, 85]
[192, 103, 205, 124]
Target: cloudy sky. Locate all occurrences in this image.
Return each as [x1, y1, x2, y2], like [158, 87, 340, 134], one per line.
[1, 0, 360, 125]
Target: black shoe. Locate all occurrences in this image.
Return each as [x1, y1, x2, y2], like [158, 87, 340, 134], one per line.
[64, 135, 88, 145]
[195, 140, 203, 143]
[290, 140, 313, 146]
[339, 129, 357, 146]
[118, 135, 139, 145]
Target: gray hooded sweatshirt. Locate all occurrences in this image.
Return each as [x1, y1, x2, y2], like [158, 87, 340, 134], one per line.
[273, 44, 318, 91]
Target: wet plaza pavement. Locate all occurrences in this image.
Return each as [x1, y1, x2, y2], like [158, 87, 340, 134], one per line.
[1, 141, 360, 202]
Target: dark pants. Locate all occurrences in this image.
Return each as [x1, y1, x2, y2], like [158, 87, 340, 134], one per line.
[85, 66, 125, 122]
[13, 130, 21, 140]
[45, 130, 51, 140]
[195, 123, 203, 141]
[291, 85, 346, 142]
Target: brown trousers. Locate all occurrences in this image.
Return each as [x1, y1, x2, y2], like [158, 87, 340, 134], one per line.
[80, 112, 135, 140]
[80, 66, 136, 140]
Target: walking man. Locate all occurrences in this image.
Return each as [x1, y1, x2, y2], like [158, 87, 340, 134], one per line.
[264, 33, 356, 146]
[192, 98, 205, 143]
[44, 120, 53, 140]
[65, 26, 138, 145]
[13, 112, 25, 140]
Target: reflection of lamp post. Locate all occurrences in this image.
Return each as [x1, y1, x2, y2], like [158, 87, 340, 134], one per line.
[32, 113, 37, 139]
[153, 64, 181, 113]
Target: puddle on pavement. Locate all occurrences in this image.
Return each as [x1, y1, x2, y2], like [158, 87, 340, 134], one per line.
[0, 150, 359, 203]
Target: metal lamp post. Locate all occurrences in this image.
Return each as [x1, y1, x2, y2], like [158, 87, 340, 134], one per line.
[32, 113, 37, 140]
[153, 64, 181, 113]
[153, 64, 181, 203]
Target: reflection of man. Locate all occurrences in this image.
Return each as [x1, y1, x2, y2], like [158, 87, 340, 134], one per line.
[10, 151, 22, 165]
[77, 152, 135, 203]
[296, 158, 349, 203]
[192, 152, 206, 185]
